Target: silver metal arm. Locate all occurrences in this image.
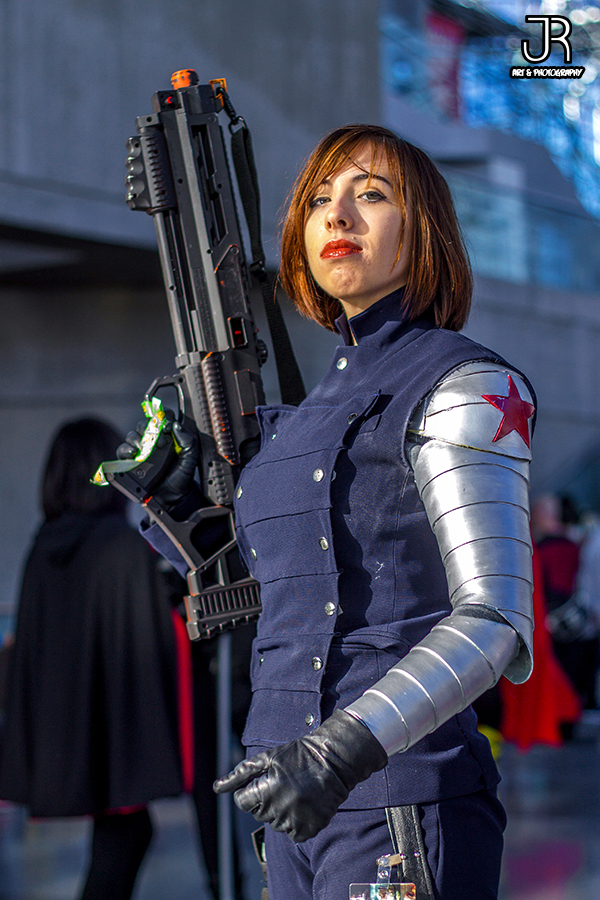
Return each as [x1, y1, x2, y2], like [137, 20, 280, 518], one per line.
[345, 362, 535, 756]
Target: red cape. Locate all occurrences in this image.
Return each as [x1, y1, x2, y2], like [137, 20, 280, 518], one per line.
[500, 543, 581, 750]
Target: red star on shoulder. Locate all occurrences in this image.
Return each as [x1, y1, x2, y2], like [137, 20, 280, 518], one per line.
[481, 375, 535, 448]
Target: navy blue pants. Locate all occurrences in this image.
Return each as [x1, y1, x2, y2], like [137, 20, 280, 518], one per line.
[264, 789, 506, 900]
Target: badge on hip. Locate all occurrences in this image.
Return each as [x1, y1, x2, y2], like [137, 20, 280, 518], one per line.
[349, 853, 416, 900]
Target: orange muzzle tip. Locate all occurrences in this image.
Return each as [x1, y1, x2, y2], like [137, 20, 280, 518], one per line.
[171, 69, 199, 89]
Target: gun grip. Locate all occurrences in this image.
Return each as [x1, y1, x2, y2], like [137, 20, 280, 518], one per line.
[108, 434, 177, 504]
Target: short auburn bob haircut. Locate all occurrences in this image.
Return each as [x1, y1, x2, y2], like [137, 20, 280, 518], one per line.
[279, 124, 472, 333]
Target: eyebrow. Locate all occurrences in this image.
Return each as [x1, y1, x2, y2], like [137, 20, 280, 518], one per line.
[320, 172, 393, 189]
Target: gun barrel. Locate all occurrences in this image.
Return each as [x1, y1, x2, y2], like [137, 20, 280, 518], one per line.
[153, 211, 192, 360]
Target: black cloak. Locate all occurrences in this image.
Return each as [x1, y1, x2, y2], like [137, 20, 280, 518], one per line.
[0, 511, 184, 816]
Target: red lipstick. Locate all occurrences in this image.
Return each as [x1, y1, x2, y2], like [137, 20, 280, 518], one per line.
[320, 239, 362, 259]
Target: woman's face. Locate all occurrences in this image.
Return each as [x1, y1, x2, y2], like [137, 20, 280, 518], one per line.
[303, 145, 410, 320]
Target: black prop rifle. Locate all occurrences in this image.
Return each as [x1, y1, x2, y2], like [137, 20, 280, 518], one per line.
[93, 69, 306, 900]
[96, 69, 305, 641]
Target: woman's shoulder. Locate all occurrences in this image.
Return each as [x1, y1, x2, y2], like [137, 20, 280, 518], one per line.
[417, 325, 534, 397]
[422, 324, 508, 363]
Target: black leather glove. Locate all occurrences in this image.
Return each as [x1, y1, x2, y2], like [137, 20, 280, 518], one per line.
[117, 414, 199, 511]
[213, 709, 388, 843]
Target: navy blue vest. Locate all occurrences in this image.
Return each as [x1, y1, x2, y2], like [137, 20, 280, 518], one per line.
[234, 290, 511, 808]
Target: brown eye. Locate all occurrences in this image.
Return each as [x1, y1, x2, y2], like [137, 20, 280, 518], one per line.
[360, 190, 385, 202]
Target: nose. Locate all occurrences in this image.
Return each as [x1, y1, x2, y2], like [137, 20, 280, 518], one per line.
[324, 196, 353, 230]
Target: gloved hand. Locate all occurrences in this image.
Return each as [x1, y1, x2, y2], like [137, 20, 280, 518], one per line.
[213, 709, 388, 843]
[117, 413, 199, 511]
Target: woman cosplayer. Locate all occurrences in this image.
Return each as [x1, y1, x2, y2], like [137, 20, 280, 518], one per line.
[134, 125, 535, 900]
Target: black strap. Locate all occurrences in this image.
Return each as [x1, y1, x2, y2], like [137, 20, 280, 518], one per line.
[219, 87, 306, 407]
[386, 805, 437, 900]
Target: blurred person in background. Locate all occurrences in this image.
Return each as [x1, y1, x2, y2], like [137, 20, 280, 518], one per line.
[0, 418, 189, 900]
[578, 515, 600, 634]
[476, 541, 581, 755]
[573, 511, 600, 707]
[532, 493, 599, 711]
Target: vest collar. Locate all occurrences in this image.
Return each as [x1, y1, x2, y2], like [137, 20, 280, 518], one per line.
[334, 287, 424, 349]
